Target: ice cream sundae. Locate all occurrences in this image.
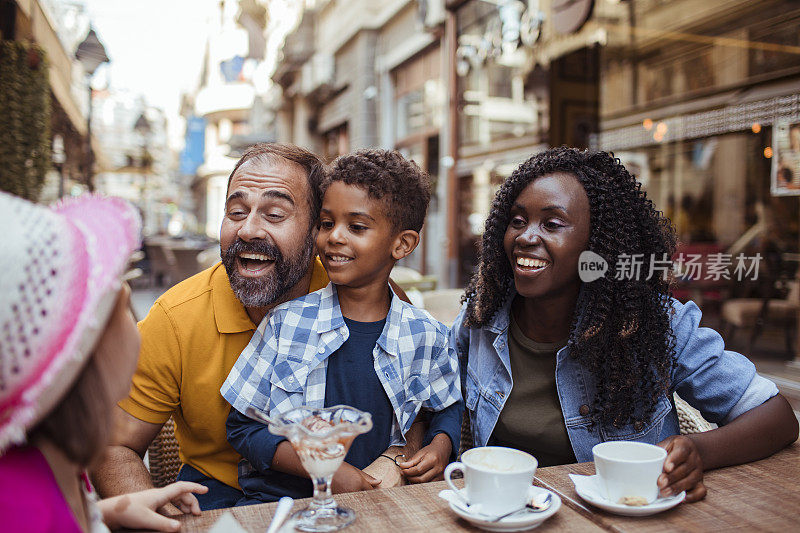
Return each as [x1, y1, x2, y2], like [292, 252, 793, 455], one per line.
[266, 405, 372, 532]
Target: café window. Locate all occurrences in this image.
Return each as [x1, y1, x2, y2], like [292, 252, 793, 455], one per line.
[456, 3, 540, 147]
[322, 124, 348, 163]
[393, 46, 443, 141]
[623, 131, 798, 253]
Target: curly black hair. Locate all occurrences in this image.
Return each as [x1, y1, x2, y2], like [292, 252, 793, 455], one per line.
[325, 149, 431, 232]
[463, 147, 677, 428]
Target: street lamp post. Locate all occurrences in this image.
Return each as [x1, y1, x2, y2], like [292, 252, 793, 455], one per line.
[75, 29, 109, 192]
[134, 112, 152, 231]
[52, 135, 66, 197]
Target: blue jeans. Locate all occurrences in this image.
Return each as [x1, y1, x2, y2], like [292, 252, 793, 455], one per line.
[176, 464, 244, 510]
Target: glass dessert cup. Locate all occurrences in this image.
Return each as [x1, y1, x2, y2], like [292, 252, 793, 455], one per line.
[266, 405, 373, 532]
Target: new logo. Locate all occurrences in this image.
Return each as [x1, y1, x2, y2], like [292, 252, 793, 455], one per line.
[578, 251, 608, 283]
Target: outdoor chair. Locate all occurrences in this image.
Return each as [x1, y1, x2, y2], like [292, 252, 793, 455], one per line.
[721, 279, 798, 357]
[147, 417, 181, 487]
[673, 393, 715, 433]
[390, 266, 437, 292]
[170, 247, 203, 284]
[421, 289, 465, 327]
[671, 242, 730, 319]
[459, 409, 474, 457]
[144, 243, 176, 288]
[197, 246, 221, 271]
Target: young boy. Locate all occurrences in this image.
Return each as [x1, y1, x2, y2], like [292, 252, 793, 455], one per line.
[221, 149, 463, 504]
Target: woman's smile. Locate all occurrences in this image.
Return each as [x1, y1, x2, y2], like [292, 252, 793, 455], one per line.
[514, 255, 550, 272]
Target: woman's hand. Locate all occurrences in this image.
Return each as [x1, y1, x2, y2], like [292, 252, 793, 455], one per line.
[332, 462, 381, 493]
[397, 433, 452, 483]
[98, 481, 208, 531]
[657, 435, 706, 503]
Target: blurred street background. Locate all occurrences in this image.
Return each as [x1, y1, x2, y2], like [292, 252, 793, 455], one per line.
[2, 0, 799, 417]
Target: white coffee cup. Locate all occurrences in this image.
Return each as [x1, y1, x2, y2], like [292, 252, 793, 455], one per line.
[592, 441, 667, 504]
[444, 446, 538, 515]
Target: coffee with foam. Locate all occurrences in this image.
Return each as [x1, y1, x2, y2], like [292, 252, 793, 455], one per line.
[445, 446, 538, 516]
[466, 449, 529, 472]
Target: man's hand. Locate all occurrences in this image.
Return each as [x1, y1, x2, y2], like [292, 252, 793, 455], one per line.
[657, 435, 706, 503]
[332, 462, 381, 494]
[98, 481, 209, 532]
[92, 407, 164, 498]
[397, 433, 452, 484]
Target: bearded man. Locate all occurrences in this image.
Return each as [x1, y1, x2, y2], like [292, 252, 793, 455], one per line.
[93, 144, 417, 509]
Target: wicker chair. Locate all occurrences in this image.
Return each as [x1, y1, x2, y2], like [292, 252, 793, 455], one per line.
[459, 409, 475, 456]
[147, 417, 182, 487]
[674, 394, 715, 434]
[458, 393, 713, 456]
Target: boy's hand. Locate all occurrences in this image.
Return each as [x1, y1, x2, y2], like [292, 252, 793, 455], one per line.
[332, 462, 381, 494]
[397, 433, 452, 483]
[657, 435, 706, 503]
[98, 481, 208, 531]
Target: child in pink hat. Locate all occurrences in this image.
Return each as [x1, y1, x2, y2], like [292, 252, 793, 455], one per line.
[0, 192, 207, 532]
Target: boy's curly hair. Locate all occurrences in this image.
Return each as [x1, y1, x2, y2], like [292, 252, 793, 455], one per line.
[325, 149, 431, 232]
[463, 147, 677, 428]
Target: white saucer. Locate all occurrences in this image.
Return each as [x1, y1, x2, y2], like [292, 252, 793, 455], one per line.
[439, 486, 561, 532]
[569, 474, 685, 517]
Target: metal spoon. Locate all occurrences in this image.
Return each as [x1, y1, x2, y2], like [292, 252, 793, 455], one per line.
[266, 496, 294, 533]
[489, 492, 553, 522]
[247, 407, 279, 426]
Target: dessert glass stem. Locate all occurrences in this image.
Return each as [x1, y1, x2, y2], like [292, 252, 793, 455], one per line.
[310, 474, 335, 509]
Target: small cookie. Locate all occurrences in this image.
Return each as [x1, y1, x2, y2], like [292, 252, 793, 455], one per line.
[618, 495, 649, 506]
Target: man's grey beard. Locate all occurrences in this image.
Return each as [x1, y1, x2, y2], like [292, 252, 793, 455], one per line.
[222, 233, 315, 308]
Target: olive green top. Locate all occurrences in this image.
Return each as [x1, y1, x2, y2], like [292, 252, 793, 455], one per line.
[489, 311, 577, 467]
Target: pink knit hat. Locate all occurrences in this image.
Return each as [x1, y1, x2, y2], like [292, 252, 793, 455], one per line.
[0, 192, 141, 453]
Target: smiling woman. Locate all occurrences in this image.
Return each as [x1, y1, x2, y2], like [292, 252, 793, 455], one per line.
[461, 149, 676, 428]
[452, 146, 798, 504]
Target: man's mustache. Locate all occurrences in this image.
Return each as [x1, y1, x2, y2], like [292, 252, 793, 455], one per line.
[223, 238, 283, 263]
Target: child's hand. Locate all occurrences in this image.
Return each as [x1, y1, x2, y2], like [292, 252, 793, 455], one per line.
[332, 462, 381, 493]
[397, 433, 452, 483]
[657, 435, 707, 502]
[98, 481, 208, 531]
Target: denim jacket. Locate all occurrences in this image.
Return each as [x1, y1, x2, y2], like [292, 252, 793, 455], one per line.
[449, 294, 778, 462]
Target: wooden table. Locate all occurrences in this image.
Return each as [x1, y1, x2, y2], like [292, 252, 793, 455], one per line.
[178, 443, 799, 532]
[178, 478, 602, 532]
[536, 443, 800, 533]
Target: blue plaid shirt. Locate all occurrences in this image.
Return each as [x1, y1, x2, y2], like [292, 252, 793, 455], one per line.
[221, 283, 462, 446]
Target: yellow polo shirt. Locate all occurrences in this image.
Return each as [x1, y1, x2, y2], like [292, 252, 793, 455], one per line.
[120, 259, 328, 489]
